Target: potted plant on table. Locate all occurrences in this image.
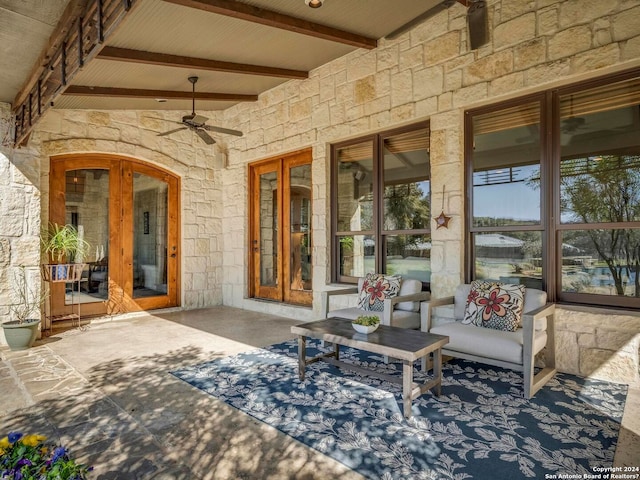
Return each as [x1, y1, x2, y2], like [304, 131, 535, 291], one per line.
[352, 315, 381, 334]
[40, 223, 90, 283]
[2, 265, 48, 351]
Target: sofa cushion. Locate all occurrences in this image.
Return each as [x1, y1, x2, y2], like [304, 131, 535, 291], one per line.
[395, 278, 422, 312]
[327, 307, 420, 329]
[430, 322, 548, 365]
[357, 273, 401, 312]
[462, 281, 525, 332]
[454, 283, 547, 320]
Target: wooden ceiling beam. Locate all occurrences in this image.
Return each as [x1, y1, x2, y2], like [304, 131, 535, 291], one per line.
[162, 0, 377, 49]
[63, 85, 258, 101]
[97, 46, 309, 79]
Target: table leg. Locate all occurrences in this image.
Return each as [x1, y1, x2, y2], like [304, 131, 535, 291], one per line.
[402, 360, 413, 419]
[334, 342, 340, 361]
[433, 348, 442, 396]
[298, 335, 307, 381]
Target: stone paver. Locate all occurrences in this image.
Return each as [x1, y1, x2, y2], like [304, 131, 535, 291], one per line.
[0, 307, 364, 480]
[1, 306, 638, 478]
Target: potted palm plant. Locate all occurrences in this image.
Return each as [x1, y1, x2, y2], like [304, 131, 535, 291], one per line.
[40, 223, 90, 282]
[2, 266, 48, 350]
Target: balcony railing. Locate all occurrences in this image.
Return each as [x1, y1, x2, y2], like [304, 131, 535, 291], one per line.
[13, 0, 136, 146]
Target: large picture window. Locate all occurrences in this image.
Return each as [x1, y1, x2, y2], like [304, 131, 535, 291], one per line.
[331, 123, 431, 285]
[467, 69, 640, 309]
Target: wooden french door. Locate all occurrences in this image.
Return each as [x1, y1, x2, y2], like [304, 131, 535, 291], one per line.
[249, 149, 312, 306]
[49, 154, 180, 318]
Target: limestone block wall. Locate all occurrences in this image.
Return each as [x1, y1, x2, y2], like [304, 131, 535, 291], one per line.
[0, 103, 43, 343]
[28, 109, 226, 310]
[218, 0, 640, 308]
[556, 307, 640, 387]
[214, 0, 640, 383]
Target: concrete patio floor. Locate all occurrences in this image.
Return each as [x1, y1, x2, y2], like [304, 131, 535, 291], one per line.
[1, 306, 639, 479]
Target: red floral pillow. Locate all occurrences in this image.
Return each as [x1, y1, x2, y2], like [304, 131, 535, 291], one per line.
[357, 273, 402, 312]
[462, 280, 525, 332]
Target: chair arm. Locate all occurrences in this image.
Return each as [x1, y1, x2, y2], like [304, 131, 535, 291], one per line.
[421, 296, 455, 332]
[522, 303, 556, 366]
[387, 291, 430, 307]
[382, 291, 430, 326]
[521, 303, 555, 332]
[321, 287, 359, 318]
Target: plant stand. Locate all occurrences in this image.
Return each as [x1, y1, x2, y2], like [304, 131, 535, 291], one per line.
[41, 263, 87, 333]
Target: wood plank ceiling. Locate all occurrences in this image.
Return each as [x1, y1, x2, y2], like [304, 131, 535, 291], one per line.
[5, 0, 472, 145]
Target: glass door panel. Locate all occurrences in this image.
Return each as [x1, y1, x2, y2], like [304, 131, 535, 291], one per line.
[132, 173, 169, 298]
[259, 171, 278, 288]
[65, 169, 110, 304]
[287, 164, 312, 303]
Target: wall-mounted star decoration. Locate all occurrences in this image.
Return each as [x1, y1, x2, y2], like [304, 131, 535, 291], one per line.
[434, 185, 452, 229]
[434, 210, 452, 229]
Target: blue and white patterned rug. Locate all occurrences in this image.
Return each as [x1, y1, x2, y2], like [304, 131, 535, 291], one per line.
[171, 339, 627, 480]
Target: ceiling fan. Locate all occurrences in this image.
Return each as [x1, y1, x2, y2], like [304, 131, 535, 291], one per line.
[157, 76, 243, 145]
[385, 0, 489, 50]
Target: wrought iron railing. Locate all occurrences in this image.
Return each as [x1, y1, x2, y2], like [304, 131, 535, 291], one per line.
[13, 0, 136, 146]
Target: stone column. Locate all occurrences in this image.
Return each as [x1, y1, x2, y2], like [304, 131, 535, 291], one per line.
[0, 103, 42, 346]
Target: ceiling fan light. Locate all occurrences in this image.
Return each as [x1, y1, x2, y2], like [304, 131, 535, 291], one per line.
[305, 0, 323, 8]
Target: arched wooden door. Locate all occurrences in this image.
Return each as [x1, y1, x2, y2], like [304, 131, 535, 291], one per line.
[49, 154, 180, 318]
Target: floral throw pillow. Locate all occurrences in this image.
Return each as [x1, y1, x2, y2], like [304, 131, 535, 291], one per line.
[461, 280, 525, 332]
[357, 273, 402, 312]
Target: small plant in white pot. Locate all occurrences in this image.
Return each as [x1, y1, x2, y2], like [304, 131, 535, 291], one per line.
[352, 315, 381, 334]
[40, 223, 90, 282]
[2, 265, 48, 350]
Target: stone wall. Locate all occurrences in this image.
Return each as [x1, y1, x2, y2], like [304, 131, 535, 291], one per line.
[1, 0, 639, 384]
[0, 102, 43, 343]
[557, 307, 640, 387]
[213, 0, 640, 384]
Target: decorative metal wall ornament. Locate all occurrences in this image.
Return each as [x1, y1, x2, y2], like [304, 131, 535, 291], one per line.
[434, 185, 452, 229]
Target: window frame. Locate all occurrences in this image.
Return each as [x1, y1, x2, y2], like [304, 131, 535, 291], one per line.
[330, 121, 431, 286]
[465, 67, 640, 309]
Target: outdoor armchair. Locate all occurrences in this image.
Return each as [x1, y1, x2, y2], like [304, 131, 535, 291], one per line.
[321, 277, 430, 329]
[423, 283, 556, 398]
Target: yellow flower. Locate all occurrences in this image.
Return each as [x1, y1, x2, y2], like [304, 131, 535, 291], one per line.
[22, 434, 47, 447]
[0, 437, 9, 448]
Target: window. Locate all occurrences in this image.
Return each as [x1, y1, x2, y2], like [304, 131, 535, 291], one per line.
[331, 123, 431, 285]
[467, 69, 640, 308]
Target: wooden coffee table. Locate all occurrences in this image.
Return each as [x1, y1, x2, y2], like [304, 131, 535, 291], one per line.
[290, 318, 449, 419]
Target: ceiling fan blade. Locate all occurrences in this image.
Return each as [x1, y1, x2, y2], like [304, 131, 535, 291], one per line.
[190, 114, 208, 126]
[385, 0, 456, 40]
[195, 128, 216, 145]
[467, 0, 489, 50]
[157, 126, 187, 137]
[201, 125, 244, 137]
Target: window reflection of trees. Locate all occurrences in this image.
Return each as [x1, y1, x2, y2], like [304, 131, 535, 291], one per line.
[560, 154, 640, 297]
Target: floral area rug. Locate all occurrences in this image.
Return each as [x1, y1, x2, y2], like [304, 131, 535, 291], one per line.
[171, 339, 627, 480]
